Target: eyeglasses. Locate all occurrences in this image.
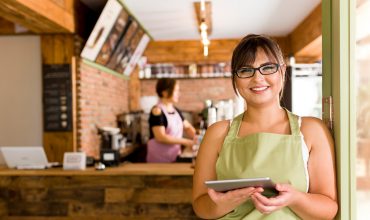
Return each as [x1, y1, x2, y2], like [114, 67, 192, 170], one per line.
[235, 63, 281, 78]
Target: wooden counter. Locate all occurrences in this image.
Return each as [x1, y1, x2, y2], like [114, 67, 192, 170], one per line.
[0, 162, 194, 176]
[0, 163, 200, 219]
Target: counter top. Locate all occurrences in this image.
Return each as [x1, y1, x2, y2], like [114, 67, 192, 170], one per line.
[0, 162, 194, 176]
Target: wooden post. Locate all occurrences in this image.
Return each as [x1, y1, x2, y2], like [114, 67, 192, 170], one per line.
[41, 34, 79, 162]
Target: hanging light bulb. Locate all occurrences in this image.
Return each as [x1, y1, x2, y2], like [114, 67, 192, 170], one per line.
[202, 38, 210, 46]
[199, 0, 210, 57]
[200, 21, 208, 32]
[204, 45, 208, 57]
[200, 0, 206, 12]
[201, 30, 208, 40]
[203, 45, 208, 57]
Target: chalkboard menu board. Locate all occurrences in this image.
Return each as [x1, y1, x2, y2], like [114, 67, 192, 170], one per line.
[43, 64, 72, 132]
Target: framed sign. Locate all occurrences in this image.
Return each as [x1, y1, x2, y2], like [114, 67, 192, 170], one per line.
[81, 0, 150, 76]
[42, 64, 72, 132]
[80, 0, 123, 62]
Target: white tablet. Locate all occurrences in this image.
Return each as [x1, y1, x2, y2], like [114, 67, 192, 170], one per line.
[205, 177, 277, 196]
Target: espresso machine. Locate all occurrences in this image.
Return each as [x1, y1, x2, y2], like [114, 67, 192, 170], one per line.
[117, 112, 143, 145]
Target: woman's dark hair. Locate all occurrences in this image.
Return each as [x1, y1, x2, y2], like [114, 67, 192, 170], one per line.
[156, 78, 177, 98]
[231, 34, 285, 97]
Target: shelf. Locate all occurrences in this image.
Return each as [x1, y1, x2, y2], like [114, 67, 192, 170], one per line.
[140, 74, 231, 80]
[139, 62, 232, 79]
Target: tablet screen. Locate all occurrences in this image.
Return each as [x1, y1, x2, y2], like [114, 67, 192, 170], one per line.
[205, 177, 278, 197]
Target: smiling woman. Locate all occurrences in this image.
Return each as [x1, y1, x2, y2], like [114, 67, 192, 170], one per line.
[192, 34, 338, 219]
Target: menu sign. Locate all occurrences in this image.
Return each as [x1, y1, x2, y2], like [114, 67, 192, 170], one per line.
[80, 0, 150, 76]
[80, 0, 123, 62]
[43, 64, 72, 132]
[123, 33, 150, 76]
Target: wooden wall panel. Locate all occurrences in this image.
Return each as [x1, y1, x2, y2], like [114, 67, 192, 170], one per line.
[0, 199, 7, 216]
[129, 67, 142, 112]
[41, 35, 76, 64]
[43, 132, 74, 162]
[0, 17, 16, 34]
[105, 188, 192, 203]
[41, 34, 78, 162]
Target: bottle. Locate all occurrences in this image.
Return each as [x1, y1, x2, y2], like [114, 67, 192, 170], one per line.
[216, 101, 224, 121]
[192, 129, 205, 167]
[207, 107, 217, 127]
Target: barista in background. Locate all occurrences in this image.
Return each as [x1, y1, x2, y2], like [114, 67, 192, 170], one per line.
[146, 78, 196, 163]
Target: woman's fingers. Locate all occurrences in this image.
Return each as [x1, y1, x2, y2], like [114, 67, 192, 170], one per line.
[251, 194, 281, 214]
[208, 187, 259, 204]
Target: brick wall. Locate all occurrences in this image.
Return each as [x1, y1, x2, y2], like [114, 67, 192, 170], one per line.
[140, 78, 236, 113]
[76, 62, 236, 158]
[77, 61, 129, 158]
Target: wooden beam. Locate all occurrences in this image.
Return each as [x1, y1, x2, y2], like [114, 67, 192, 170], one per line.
[144, 37, 291, 64]
[289, 3, 322, 58]
[0, 17, 32, 35]
[65, 0, 75, 16]
[273, 37, 291, 57]
[144, 39, 238, 63]
[295, 35, 322, 63]
[0, 17, 16, 34]
[194, 2, 212, 35]
[0, 0, 75, 33]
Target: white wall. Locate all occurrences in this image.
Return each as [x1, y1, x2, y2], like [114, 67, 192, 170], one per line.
[0, 36, 42, 146]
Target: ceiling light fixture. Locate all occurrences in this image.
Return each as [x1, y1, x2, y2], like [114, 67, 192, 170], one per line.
[194, 0, 212, 57]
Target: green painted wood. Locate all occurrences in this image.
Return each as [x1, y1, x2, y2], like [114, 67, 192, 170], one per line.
[323, 0, 356, 219]
[349, 0, 357, 218]
[322, 0, 332, 98]
[82, 59, 130, 80]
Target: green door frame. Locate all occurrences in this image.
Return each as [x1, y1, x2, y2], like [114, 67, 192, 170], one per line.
[322, 0, 356, 219]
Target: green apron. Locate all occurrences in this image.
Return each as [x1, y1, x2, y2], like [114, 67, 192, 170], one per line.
[216, 109, 307, 220]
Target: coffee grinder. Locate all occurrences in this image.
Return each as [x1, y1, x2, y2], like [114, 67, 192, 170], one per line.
[98, 127, 121, 166]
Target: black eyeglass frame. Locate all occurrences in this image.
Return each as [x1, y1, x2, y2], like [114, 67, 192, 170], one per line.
[235, 63, 283, 78]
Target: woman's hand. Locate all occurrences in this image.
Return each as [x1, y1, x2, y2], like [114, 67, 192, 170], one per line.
[208, 187, 263, 213]
[250, 184, 300, 215]
[183, 138, 195, 151]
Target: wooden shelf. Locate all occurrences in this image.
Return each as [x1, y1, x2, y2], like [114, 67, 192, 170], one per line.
[140, 75, 231, 80]
[140, 62, 231, 79]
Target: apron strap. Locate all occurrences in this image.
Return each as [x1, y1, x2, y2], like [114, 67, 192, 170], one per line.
[228, 112, 244, 138]
[286, 109, 300, 136]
